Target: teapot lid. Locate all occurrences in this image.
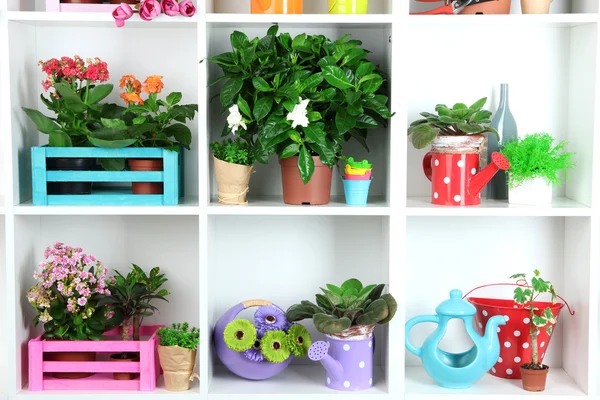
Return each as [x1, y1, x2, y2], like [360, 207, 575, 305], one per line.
[435, 289, 476, 317]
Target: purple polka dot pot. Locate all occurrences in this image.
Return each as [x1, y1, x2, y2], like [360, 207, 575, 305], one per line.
[308, 325, 375, 391]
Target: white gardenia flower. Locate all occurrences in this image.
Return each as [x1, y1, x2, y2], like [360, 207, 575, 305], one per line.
[227, 104, 247, 135]
[287, 97, 310, 129]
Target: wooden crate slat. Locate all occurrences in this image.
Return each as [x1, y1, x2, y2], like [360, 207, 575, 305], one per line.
[45, 147, 164, 158]
[43, 361, 141, 373]
[47, 194, 166, 206]
[46, 171, 164, 182]
[43, 374, 141, 391]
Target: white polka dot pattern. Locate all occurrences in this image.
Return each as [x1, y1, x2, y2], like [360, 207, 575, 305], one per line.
[444, 177, 450, 184]
[343, 344, 350, 351]
[482, 310, 488, 316]
[434, 159, 439, 167]
[454, 195, 461, 202]
[506, 369, 513, 375]
[514, 357, 521, 363]
[514, 330, 521, 337]
[504, 342, 511, 348]
[523, 343, 530, 349]
[344, 381, 350, 388]
[359, 361, 365, 368]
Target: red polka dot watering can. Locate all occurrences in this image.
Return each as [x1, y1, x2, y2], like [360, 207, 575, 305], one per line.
[423, 135, 510, 206]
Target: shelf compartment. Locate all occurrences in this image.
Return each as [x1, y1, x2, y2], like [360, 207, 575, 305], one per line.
[206, 13, 394, 28]
[7, 11, 200, 27]
[206, 0, 393, 15]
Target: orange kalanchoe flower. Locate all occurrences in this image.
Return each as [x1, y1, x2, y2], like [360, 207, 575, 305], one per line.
[120, 92, 144, 105]
[142, 75, 164, 94]
[120, 74, 142, 93]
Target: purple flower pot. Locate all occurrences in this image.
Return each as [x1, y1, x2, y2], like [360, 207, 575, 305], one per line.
[213, 301, 292, 380]
[309, 325, 375, 391]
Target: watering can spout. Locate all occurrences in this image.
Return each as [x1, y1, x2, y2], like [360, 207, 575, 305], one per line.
[468, 152, 510, 197]
[482, 315, 507, 370]
[308, 341, 344, 383]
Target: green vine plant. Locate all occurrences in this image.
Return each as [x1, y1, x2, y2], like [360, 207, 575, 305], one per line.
[500, 133, 575, 189]
[511, 270, 557, 370]
[157, 322, 200, 351]
[211, 138, 255, 166]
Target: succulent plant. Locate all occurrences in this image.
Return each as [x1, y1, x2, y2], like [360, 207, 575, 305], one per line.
[408, 97, 499, 150]
[286, 279, 397, 335]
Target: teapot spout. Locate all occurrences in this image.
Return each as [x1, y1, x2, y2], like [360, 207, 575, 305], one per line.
[483, 315, 507, 370]
[468, 152, 510, 197]
[308, 341, 344, 382]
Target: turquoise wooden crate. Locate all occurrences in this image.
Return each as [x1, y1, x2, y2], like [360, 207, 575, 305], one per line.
[32, 147, 183, 206]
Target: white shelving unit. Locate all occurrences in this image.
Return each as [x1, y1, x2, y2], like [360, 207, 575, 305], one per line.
[0, 0, 599, 399]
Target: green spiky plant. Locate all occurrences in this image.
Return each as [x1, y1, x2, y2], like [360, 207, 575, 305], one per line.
[157, 322, 200, 350]
[500, 133, 575, 189]
[511, 270, 558, 370]
[408, 97, 499, 150]
[286, 279, 397, 335]
[211, 138, 255, 166]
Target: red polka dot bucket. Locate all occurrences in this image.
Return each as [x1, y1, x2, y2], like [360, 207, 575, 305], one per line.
[465, 284, 572, 380]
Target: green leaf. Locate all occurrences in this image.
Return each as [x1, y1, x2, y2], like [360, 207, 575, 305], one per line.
[231, 31, 250, 51]
[341, 279, 363, 293]
[435, 104, 451, 117]
[361, 76, 384, 94]
[313, 313, 351, 335]
[99, 158, 126, 171]
[54, 82, 87, 113]
[280, 143, 300, 159]
[452, 103, 468, 110]
[22, 108, 60, 134]
[291, 33, 307, 51]
[49, 131, 72, 147]
[133, 116, 147, 125]
[308, 112, 322, 122]
[237, 96, 252, 118]
[73, 314, 83, 326]
[469, 97, 487, 110]
[471, 110, 492, 123]
[164, 124, 192, 149]
[531, 277, 550, 293]
[513, 287, 531, 304]
[532, 315, 548, 327]
[253, 96, 274, 121]
[86, 84, 114, 105]
[362, 98, 392, 119]
[510, 273, 526, 279]
[88, 128, 136, 149]
[335, 108, 356, 135]
[220, 78, 243, 107]
[409, 124, 439, 150]
[253, 76, 272, 92]
[341, 48, 367, 67]
[300, 73, 324, 92]
[276, 86, 299, 101]
[208, 52, 236, 67]
[456, 123, 485, 134]
[356, 62, 375, 79]
[317, 56, 337, 68]
[546, 325, 553, 336]
[345, 90, 361, 105]
[439, 116, 464, 124]
[166, 92, 183, 106]
[356, 114, 378, 129]
[544, 307, 556, 324]
[298, 145, 315, 184]
[326, 284, 344, 295]
[322, 65, 353, 90]
[101, 118, 127, 129]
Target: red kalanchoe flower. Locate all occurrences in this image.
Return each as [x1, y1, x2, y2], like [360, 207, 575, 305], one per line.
[41, 79, 52, 92]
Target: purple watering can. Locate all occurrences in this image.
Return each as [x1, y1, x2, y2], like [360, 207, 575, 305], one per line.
[308, 325, 376, 391]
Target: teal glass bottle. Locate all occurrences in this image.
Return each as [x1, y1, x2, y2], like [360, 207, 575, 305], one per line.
[487, 84, 517, 200]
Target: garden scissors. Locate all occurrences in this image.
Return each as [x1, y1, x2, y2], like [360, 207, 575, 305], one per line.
[411, 0, 496, 15]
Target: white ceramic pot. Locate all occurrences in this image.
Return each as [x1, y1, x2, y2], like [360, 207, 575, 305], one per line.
[508, 177, 553, 205]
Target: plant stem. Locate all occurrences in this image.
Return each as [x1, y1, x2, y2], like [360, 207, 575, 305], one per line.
[84, 80, 90, 104]
[133, 315, 140, 341]
[530, 290, 539, 366]
[122, 320, 132, 341]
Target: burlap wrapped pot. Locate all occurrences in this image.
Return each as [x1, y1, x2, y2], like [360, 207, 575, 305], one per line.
[213, 155, 253, 205]
[157, 345, 198, 391]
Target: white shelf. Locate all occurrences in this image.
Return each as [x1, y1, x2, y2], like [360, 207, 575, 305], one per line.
[407, 197, 591, 217]
[7, 11, 199, 27]
[405, 366, 585, 399]
[206, 12, 393, 27]
[13, 197, 200, 215]
[208, 195, 389, 216]
[409, 13, 599, 28]
[208, 365, 387, 399]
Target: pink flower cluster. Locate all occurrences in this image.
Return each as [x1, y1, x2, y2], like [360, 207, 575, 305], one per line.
[27, 242, 114, 323]
[113, 0, 196, 27]
[39, 56, 109, 93]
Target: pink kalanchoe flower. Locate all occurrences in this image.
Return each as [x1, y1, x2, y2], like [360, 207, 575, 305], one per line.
[139, 0, 162, 21]
[161, 0, 179, 16]
[77, 297, 87, 307]
[113, 3, 134, 28]
[178, 0, 195, 17]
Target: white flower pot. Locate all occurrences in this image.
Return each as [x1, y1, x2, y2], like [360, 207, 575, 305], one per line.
[508, 177, 553, 206]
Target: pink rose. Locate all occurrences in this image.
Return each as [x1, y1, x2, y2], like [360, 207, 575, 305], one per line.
[178, 0, 195, 17]
[112, 3, 133, 28]
[161, 0, 179, 16]
[139, 0, 162, 21]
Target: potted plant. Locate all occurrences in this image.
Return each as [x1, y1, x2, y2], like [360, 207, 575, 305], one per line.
[500, 133, 575, 206]
[210, 138, 255, 205]
[408, 98, 510, 206]
[208, 25, 392, 205]
[510, 271, 560, 392]
[157, 322, 200, 391]
[100, 264, 169, 380]
[26, 243, 121, 379]
[521, 0, 552, 14]
[286, 279, 396, 391]
[342, 157, 372, 206]
[22, 56, 121, 195]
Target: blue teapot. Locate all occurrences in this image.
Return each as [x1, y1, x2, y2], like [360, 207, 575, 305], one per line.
[405, 289, 506, 389]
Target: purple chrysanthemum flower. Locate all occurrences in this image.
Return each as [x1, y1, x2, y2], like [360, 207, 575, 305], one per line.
[244, 332, 265, 363]
[255, 305, 287, 332]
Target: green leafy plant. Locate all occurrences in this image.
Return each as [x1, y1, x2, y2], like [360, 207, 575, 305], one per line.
[511, 270, 558, 370]
[208, 25, 393, 184]
[500, 133, 575, 189]
[211, 138, 255, 166]
[100, 264, 169, 342]
[286, 279, 397, 335]
[157, 322, 200, 350]
[408, 97, 499, 150]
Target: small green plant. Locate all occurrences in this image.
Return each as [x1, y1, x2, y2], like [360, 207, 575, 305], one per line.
[500, 133, 575, 189]
[408, 98, 499, 149]
[286, 279, 397, 335]
[211, 138, 255, 166]
[157, 322, 200, 350]
[510, 270, 558, 370]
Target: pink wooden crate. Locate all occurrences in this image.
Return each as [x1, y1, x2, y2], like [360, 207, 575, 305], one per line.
[28, 325, 163, 391]
[45, 0, 122, 13]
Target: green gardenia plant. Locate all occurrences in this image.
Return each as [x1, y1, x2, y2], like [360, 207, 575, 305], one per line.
[157, 322, 200, 351]
[408, 97, 499, 149]
[286, 279, 397, 335]
[511, 270, 558, 370]
[211, 138, 255, 166]
[208, 25, 393, 184]
[500, 133, 575, 189]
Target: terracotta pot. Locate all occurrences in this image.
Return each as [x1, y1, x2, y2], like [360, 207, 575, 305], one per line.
[520, 365, 549, 391]
[521, 0, 552, 13]
[213, 155, 253, 205]
[45, 351, 96, 379]
[128, 159, 163, 195]
[110, 353, 139, 380]
[460, 0, 511, 14]
[279, 156, 332, 205]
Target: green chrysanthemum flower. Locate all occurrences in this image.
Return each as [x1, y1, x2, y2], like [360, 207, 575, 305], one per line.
[224, 319, 256, 353]
[261, 330, 291, 363]
[285, 324, 312, 357]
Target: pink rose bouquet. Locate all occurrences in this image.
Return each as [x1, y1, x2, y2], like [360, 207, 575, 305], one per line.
[113, 0, 196, 27]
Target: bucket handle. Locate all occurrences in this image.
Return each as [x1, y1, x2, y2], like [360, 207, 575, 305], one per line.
[462, 282, 575, 316]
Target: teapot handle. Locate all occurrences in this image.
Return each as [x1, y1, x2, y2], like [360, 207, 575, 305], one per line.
[405, 315, 439, 358]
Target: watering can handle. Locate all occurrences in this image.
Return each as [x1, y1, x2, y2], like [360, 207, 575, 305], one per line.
[405, 315, 439, 357]
[423, 152, 433, 182]
[462, 283, 575, 316]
